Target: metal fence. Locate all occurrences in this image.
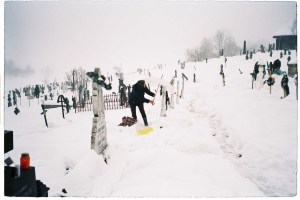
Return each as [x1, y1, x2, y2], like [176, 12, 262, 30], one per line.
[75, 100, 92, 113]
[103, 93, 128, 110]
[75, 93, 128, 113]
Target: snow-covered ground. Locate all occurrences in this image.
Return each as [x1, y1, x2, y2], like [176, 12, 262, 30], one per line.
[3, 51, 298, 197]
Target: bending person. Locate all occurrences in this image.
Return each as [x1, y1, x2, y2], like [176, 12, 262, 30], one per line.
[129, 80, 155, 126]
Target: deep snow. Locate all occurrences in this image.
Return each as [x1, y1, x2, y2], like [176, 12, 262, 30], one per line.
[3, 50, 298, 197]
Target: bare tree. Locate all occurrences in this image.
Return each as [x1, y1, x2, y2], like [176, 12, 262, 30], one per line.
[78, 67, 90, 88]
[223, 35, 240, 57]
[185, 48, 198, 62]
[65, 67, 90, 92]
[186, 30, 239, 61]
[214, 30, 226, 56]
[200, 38, 216, 59]
[186, 38, 217, 62]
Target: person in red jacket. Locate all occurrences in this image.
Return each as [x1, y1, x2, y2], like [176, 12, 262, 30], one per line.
[128, 80, 155, 126]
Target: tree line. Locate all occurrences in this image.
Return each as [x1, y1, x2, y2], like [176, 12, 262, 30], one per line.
[185, 30, 240, 62]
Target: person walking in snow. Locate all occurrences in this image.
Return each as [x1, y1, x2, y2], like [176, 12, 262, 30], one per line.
[281, 73, 290, 98]
[128, 80, 155, 126]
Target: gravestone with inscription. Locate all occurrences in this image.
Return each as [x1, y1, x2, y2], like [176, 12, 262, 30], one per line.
[90, 68, 108, 155]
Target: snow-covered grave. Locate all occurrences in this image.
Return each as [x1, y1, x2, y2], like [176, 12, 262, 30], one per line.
[4, 50, 298, 197]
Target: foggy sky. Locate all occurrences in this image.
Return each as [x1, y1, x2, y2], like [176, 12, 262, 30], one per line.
[4, 0, 297, 81]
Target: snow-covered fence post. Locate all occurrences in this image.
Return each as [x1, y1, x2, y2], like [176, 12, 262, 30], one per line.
[160, 86, 167, 117]
[86, 68, 112, 155]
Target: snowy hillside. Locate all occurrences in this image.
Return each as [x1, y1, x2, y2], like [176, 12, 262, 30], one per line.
[4, 50, 298, 197]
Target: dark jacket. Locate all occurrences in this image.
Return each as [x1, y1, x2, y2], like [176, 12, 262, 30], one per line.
[129, 80, 155, 106]
[281, 75, 289, 87]
[254, 62, 259, 74]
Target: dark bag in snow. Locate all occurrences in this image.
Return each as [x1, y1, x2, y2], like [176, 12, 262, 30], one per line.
[119, 116, 137, 127]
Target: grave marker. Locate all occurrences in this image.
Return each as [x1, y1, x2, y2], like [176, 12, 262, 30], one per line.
[160, 86, 167, 117]
[57, 95, 65, 119]
[88, 68, 109, 155]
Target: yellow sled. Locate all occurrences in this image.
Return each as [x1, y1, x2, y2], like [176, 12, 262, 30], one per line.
[136, 126, 153, 135]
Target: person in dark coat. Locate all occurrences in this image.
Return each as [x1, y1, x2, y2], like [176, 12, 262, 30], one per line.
[250, 61, 260, 81]
[129, 80, 155, 126]
[281, 73, 289, 97]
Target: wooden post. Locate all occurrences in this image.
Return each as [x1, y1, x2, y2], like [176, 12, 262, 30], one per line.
[41, 105, 48, 128]
[243, 41, 246, 54]
[181, 73, 186, 98]
[152, 75, 163, 104]
[165, 91, 169, 111]
[160, 86, 167, 117]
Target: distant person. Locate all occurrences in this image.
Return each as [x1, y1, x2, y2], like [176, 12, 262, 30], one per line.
[128, 80, 155, 126]
[269, 59, 285, 75]
[251, 61, 260, 80]
[281, 73, 289, 98]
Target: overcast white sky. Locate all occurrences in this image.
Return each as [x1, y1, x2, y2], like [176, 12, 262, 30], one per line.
[3, 0, 297, 82]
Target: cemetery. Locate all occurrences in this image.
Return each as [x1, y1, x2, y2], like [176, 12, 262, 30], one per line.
[3, 44, 298, 197]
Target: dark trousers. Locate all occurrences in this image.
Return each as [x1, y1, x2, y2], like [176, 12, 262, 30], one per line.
[283, 85, 290, 97]
[130, 104, 147, 120]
